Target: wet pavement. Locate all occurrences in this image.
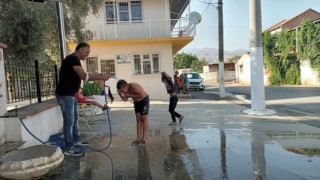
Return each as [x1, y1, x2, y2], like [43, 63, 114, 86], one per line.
[50, 99, 320, 180]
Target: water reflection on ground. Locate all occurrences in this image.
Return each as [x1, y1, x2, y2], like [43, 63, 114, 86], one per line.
[48, 125, 320, 180]
[179, 127, 320, 180]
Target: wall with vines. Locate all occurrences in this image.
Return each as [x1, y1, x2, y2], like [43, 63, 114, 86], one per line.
[262, 20, 320, 85]
[297, 21, 320, 78]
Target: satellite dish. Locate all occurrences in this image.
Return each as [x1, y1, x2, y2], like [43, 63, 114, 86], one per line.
[189, 11, 202, 24]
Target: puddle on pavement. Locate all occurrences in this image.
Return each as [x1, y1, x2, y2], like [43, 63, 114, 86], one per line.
[47, 127, 320, 180]
[173, 128, 320, 180]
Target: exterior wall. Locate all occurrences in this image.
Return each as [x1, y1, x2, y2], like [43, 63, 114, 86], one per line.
[5, 106, 63, 149]
[236, 54, 320, 86]
[236, 52, 251, 85]
[144, 0, 168, 20]
[270, 28, 282, 35]
[201, 72, 236, 83]
[85, 0, 168, 23]
[85, 43, 173, 100]
[202, 63, 236, 83]
[201, 72, 217, 81]
[82, 0, 186, 100]
[203, 65, 209, 73]
[84, 1, 174, 40]
[235, 52, 269, 85]
[300, 60, 320, 85]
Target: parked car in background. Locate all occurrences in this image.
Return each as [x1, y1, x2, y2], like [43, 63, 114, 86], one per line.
[183, 72, 205, 91]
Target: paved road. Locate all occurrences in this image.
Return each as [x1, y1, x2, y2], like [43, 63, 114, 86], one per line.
[190, 83, 320, 127]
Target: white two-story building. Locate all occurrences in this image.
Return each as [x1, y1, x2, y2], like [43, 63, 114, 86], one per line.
[69, 0, 200, 100]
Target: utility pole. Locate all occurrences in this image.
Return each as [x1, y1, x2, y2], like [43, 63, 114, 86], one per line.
[217, 0, 225, 98]
[243, 0, 275, 115]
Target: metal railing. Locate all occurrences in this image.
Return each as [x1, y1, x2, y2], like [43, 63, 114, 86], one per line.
[84, 18, 196, 41]
[4, 60, 58, 104]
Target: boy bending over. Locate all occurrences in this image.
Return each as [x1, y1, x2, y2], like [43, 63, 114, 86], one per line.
[116, 79, 149, 145]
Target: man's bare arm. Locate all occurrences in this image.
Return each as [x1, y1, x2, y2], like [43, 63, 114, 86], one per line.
[73, 66, 111, 81]
[117, 89, 128, 101]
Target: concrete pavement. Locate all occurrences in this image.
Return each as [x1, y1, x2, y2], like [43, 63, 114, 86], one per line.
[51, 95, 320, 180]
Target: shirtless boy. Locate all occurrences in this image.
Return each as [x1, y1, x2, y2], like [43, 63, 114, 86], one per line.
[116, 79, 149, 145]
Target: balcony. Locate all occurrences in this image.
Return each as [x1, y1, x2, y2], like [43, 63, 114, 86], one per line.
[84, 18, 196, 41]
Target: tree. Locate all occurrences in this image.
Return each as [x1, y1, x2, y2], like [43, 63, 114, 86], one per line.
[0, 0, 104, 65]
[191, 58, 207, 73]
[0, 0, 54, 64]
[173, 52, 198, 69]
[227, 55, 241, 63]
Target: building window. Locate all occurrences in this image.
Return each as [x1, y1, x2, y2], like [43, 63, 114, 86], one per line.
[86, 57, 98, 74]
[106, 1, 142, 23]
[106, 2, 117, 24]
[152, 54, 159, 73]
[134, 55, 141, 74]
[131, 1, 142, 22]
[133, 53, 160, 75]
[101, 59, 115, 76]
[119, 2, 129, 22]
[143, 54, 151, 74]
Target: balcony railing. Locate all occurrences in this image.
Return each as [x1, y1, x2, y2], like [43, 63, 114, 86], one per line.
[84, 18, 196, 41]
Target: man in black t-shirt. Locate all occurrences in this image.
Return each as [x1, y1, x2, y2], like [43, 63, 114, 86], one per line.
[55, 42, 111, 156]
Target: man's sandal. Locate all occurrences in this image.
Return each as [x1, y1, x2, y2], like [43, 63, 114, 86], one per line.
[139, 140, 147, 145]
[131, 139, 140, 146]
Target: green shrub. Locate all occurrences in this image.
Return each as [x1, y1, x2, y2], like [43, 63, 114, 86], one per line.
[81, 81, 102, 96]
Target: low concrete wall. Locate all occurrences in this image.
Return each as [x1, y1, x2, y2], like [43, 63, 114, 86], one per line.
[3, 99, 63, 149]
[0, 119, 5, 145]
[300, 60, 320, 85]
[201, 71, 236, 83]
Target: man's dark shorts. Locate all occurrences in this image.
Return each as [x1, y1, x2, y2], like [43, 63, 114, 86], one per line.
[134, 95, 150, 115]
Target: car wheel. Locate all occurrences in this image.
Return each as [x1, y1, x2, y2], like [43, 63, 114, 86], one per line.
[199, 88, 204, 91]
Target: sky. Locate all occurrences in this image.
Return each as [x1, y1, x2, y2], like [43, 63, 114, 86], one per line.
[182, 0, 320, 52]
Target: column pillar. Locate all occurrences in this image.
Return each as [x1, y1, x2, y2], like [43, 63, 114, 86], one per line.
[0, 43, 8, 116]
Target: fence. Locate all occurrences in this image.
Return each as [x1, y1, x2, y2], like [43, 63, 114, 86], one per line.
[4, 60, 58, 105]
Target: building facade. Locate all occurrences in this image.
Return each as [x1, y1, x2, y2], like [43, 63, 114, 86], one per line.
[69, 0, 199, 99]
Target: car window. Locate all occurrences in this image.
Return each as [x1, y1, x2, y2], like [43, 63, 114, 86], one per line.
[186, 73, 193, 79]
[187, 73, 200, 79]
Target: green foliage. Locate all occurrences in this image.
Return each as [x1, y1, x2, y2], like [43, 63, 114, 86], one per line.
[0, 0, 54, 63]
[173, 52, 199, 69]
[262, 27, 305, 85]
[174, 52, 208, 73]
[0, 0, 104, 65]
[81, 81, 102, 96]
[285, 61, 301, 85]
[64, 0, 104, 42]
[191, 58, 207, 73]
[297, 21, 320, 77]
[228, 55, 241, 63]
